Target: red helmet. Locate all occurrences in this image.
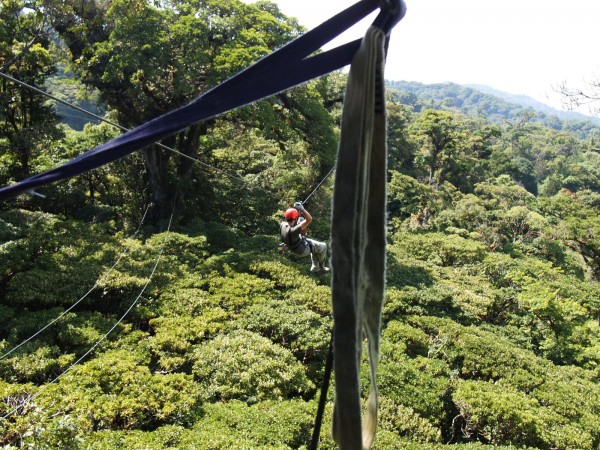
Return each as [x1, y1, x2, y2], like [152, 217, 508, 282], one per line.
[284, 208, 299, 220]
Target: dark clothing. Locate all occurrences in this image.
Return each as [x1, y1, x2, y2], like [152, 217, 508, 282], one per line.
[280, 220, 328, 273]
[280, 221, 309, 255]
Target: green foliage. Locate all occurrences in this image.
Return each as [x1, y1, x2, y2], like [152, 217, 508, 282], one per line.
[249, 259, 305, 289]
[383, 285, 464, 321]
[389, 230, 486, 267]
[410, 109, 463, 186]
[202, 269, 278, 312]
[286, 284, 333, 316]
[382, 320, 430, 357]
[184, 399, 315, 449]
[387, 102, 417, 174]
[406, 316, 600, 447]
[387, 170, 434, 220]
[81, 400, 315, 449]
[0, 344, 74, 384]
[44, 348, 202, 430]
[376, 352, 451, 425]
[83, 425, 187, 449]
[377, 396, 442, 443]
[192, 330, 314, 403]
[0, 2, 64, 188]
[231, 298, 331, 380]
[148, 310, 228, 372]
[248, 259, 333, 314]
[453, 379, 599, 449]
[3, 2, 600, 447]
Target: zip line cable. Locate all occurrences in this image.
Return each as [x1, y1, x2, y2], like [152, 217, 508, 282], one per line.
[0, 0, 401, 202]
[0, 202, 152, 361]
[301, 163, 336, 205]
[1, 200, 176, 420]
[0, 70, 328, 202]
[0, 71, 125, 132]
[0, 70, 254, 188]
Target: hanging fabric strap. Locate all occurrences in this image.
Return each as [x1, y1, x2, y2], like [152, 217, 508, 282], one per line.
[330, 0, 406, 446]
[0, 0, 401, 202]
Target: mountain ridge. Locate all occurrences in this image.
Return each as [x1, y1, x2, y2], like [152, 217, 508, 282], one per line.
[386, 80, 600, 139]
[464, 83, 600, 123]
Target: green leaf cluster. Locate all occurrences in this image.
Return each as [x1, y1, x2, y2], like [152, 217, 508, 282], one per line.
[3, 0, 600, 448]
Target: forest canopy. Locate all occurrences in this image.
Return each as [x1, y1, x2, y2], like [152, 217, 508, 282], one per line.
[1, 0, 600, 448]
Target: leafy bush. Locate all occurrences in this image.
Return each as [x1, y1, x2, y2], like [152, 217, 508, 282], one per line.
[375, 352, 451, 425]
[231, 298, 331, 380]
[148, 308, 229, 372]
[385, 254, 435, 288]
[453, 379, 597, 449]
[203, 269, 278, 312]
[286, 284, 333, 315]
[389, 230, 486, 267]
[382, 320, 430, 357]
[408, 315, 551, 386]
[378, 396, 441, 443]
[192, 330, 314, 403]
[56, 311, 122, 351]
[383, 285, 464, 321]
[3, 218, 117, 307]
[249, 259, 308, 290]
[387, 171, 434, 220]
[39, 348, 202, 430]
[181, 399, 315, 449]
[0, 344, 75, 383]
[82, 425, 187, 449]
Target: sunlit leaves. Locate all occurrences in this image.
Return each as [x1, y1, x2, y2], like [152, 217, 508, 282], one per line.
[192, 329, 314, 403]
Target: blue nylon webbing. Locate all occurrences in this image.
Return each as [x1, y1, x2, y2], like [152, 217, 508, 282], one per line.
[0, 0, 388, 202]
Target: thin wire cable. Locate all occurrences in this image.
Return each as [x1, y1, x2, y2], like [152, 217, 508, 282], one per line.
[0, 202, 152, 360]
[302, 163, 336, 205]
[0, 71, 126, 132]
[0, 71, 251, 187]
[0, 71, 320, 201]
[1, 202, 176, 420]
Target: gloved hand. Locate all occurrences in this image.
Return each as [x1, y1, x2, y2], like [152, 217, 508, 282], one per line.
[294, 201, 305, 213]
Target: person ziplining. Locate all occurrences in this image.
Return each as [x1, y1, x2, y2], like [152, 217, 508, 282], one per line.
[0, 0, 406, 447]
[280, 202, 330, 275]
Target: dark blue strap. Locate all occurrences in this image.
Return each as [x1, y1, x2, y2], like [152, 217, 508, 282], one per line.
[0, 0, 400, 201]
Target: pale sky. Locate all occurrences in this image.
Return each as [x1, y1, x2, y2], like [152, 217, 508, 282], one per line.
[243, 0, 600, 113]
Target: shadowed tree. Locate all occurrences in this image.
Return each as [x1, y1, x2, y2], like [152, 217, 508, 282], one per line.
[42, 0, 324, 222]
[0, 0, 63, 185]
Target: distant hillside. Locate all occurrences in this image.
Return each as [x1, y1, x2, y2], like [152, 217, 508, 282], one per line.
[386, 80, 600, 139]
[466, 83, 598, 123]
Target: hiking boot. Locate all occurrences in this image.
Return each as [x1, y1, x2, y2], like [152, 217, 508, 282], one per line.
[314, 267, 330, 276]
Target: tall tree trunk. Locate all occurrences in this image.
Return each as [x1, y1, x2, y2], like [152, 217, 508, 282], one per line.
[142, 144, 171, 223]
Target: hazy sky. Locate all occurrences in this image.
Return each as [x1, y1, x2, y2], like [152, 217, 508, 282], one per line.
[242, 0, 600, 112]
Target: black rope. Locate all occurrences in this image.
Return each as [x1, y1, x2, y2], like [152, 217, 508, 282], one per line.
[310, 331, 334, 450]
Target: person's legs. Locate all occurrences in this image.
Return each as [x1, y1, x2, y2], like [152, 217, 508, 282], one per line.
[307, 239, 329, 272]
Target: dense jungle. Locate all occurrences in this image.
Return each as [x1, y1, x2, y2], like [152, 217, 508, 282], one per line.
[2, 0, 600, 448]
